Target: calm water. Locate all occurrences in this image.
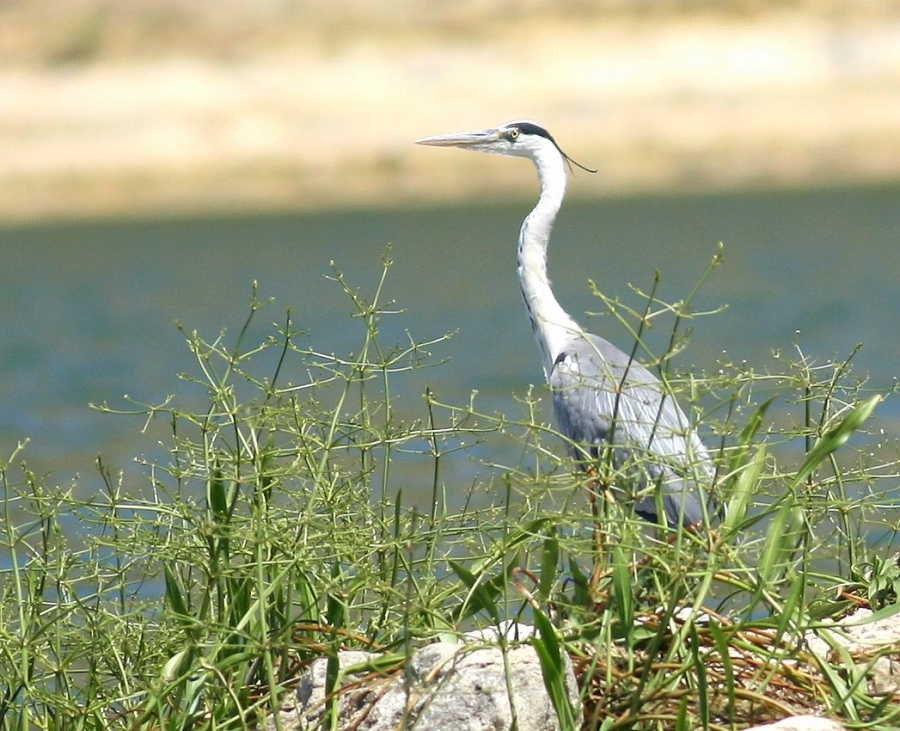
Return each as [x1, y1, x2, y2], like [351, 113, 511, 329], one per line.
[1, 183, 899, 499]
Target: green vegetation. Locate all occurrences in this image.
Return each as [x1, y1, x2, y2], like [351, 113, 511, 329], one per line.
[1, 251, 899, 730]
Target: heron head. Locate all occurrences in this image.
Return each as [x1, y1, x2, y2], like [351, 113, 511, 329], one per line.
[416, 120, 595, 173]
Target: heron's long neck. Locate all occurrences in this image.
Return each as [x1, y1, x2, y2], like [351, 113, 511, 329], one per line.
[518, 150, 582, 378]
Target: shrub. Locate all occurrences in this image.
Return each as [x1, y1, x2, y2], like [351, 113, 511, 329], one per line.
[1, 254, 897, 730]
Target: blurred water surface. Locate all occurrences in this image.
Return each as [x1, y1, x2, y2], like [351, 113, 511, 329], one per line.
[1, 183, 898, 501]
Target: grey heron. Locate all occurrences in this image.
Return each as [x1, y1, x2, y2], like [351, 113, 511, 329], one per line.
[416, 120, 715, 530]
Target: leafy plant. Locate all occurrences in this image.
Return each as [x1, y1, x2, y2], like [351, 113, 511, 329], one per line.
[0, 251, 897, 731]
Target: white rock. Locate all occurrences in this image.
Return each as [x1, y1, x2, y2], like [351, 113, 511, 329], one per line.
[804, 608, 900, 695]
[744, 715, 846, 731]
[462, 620, 537, 644]
[271, 641, 580, 731]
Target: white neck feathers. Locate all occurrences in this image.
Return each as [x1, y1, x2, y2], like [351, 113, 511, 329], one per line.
[517, 142, 583, 378]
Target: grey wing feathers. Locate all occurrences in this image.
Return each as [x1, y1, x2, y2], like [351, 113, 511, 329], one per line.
[549, 333, 714, 528]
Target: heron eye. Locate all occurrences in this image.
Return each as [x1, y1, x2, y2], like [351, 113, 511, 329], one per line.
[507, 128, 520, 141]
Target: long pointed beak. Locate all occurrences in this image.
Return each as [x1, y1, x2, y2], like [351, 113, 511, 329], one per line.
[415, 129, 499, 148]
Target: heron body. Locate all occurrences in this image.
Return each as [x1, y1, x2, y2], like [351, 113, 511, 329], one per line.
[416, 121, 714, 529]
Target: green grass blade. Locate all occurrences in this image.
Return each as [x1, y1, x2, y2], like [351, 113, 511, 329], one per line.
[532, 607, 577, 731]
[792, 394, 882, 488]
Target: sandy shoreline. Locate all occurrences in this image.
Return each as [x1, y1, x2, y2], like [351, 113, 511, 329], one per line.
[2, 8, 900, 223]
